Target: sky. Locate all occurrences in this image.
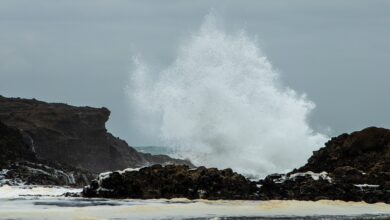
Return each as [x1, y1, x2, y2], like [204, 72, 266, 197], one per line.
[0, 0, 389, 146]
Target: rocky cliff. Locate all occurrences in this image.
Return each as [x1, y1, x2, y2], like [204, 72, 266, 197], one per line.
[0, 95, 192, 174]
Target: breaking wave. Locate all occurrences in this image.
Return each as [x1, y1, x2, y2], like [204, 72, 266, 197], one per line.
[126, 15, 327, 177]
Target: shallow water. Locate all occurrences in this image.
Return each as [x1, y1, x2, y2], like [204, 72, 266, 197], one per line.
[0, 186, 389, 220]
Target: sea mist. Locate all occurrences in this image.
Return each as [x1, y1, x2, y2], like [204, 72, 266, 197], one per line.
[127, 15, 328, 177]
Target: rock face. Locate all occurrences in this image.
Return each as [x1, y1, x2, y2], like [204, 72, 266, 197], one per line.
[0, 120, 35, 168]
[0, 95, 192, 173]
[259, 127, 390, 203]
[83, 164, 258, 199]
[0, 120, 94, 186]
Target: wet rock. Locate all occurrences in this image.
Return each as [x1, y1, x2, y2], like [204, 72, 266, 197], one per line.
[1, 161, 95, 187]
[63, 192, 81, 197]
[258, 172, 390, 203]
[83, 165, 258, 199]
[0, 120, 95, 186]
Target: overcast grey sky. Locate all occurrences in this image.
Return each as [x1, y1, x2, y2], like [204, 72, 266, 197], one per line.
[0, 0, 389, 146]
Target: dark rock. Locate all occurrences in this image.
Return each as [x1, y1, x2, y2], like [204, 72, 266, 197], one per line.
[63, 192, 81, 197]
[0, 120, 35, 168]
[258, 172, 390, 203]
[1, 161, 95, 187]
[259, 127, 390, 204]
[0, 95, 193, 173]
[0, 119, 95, 186]
[82, 165, 258, 200]
[298, 127, 390, 175]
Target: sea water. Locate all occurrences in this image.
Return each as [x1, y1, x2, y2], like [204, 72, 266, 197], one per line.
[0, 185, 389, 220]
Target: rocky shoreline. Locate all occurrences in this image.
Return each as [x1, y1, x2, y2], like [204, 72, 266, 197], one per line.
[82, 127, 390, 203]
[1, 95, 389, 203]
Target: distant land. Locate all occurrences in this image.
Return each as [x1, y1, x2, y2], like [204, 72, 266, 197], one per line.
[134, 146, 175, 156]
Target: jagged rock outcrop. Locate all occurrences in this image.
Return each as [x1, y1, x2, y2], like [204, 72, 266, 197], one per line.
[82, 164, 258, 199]
[0, 95, 192, 173]
[82, 127, 390, 203]
[297, 127, 390, 183]
[258, 127, 390, 203]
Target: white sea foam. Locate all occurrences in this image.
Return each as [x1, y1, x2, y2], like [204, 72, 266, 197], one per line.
[354, 184, 380, 191]
[289, 171, 332, 183]
[127, 15, 328, 177]
[0, 196, 389, 220]
[98, 167, 141, 183]
[0, 185, 81, 198]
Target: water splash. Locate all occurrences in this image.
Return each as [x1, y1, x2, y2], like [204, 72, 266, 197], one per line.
[127, 15, 328, 177]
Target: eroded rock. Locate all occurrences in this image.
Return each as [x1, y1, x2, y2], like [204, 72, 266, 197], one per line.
[0, 95, 192, 173]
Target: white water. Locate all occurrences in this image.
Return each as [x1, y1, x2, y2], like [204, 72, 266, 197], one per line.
[0, 185, 82, 198]
[1, 186, 389, 220]
[127, 15, 328, 177]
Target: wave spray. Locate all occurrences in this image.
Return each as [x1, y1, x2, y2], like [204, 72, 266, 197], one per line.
[127, 15, 328, 177]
